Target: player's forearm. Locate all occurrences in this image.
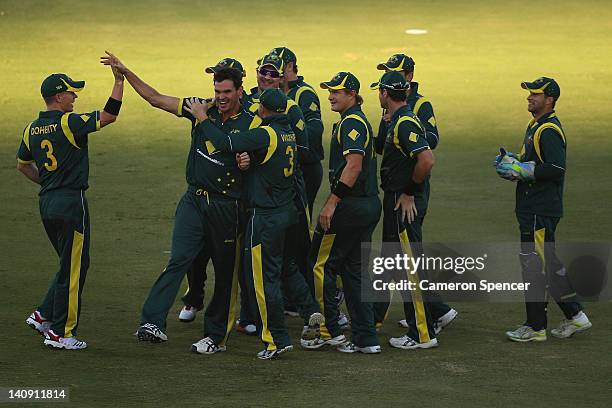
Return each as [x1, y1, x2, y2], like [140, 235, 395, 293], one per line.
[339, 157, 362, 187]
[17, 162, 40, 184]
[123, 69, 163, 107]
[100, 79, 124, 127]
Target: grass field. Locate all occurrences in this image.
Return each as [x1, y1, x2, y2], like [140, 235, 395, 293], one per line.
[1, 1, 612, 407]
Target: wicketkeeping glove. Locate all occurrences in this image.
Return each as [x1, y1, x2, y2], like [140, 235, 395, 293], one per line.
[493, 147, 518, 167]
[496, 159, 536, 182]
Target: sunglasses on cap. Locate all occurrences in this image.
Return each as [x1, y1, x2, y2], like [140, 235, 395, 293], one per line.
[258, 66, 281, 78]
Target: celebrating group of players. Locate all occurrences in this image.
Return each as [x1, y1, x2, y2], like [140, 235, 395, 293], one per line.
[19, 45, 591, 358]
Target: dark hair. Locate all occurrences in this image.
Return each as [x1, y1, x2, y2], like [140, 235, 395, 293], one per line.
[213, 67, 243, 89]
[386, 88, 407, 102]
[43, 95, 56, 105]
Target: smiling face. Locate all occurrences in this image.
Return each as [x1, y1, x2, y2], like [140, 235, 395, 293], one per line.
[527, 92, 553, 115]
[214, 79, 243, 116]
[256, 64, 282, 90]
[328, 89, 355, 114]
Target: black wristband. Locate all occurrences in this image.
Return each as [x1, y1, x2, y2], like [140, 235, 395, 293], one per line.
[332, 181, 352, 199]
[104, 97, 122, 115]
[403, 178, 424, 196]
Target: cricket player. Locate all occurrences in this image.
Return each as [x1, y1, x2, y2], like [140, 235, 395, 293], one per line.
[102, 53, 251, 353]
[371, 71, 438, 349]
[302, 72, 382, 354]
[269, 46, 324, 218]
[178, 57, 257, 337]
[186, 88, 324, 360]
[244, 53, 320, 322]
[21, 62, 124, 350]
[373, 53, 458, 332]
[496, 77, 592, 342]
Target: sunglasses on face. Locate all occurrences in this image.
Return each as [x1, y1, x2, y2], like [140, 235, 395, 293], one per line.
[258, 67, 281, 78]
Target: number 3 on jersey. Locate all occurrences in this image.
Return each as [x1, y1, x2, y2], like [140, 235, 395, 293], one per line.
[41, 139, 58, 171]
[284, 145, 294, 177]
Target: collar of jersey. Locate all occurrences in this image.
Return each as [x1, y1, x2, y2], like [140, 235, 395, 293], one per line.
[39, 110, 64, 118]
[340, 104, 362, 119]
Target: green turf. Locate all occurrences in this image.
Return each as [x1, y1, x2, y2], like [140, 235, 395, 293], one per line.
[1, 1, 611, 407]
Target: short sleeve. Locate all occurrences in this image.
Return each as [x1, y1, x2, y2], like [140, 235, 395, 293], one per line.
[340, 118, 368, 156]
[397, 119, 430, 158]
[17, 135, 34, 163]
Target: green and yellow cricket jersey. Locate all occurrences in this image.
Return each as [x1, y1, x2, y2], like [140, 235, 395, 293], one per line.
[329, 105, 378, 198]
[406, 82, 439, 149]
[375, 82, 439, 154]
[195, 114, 297, 209]
[17, 110, 100, 195]
[243, 89, 309, 157]
[177, 98, 255, 199]
[287, 77, 324, 163]
[516, 111, 566, 217]
[380, 105, 431, 197]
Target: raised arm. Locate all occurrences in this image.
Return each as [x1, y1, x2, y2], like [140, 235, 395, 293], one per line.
[101, 51, 180, 114]
[99, 60, 125, 128]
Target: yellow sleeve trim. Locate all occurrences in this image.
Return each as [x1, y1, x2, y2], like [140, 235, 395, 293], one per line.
[261, 126, 278, 164]
[533, 123, 565, 162]
[249, 114, 263, 129]
[393, 116, 424, 155]
[17, 158, 35, 164]
[413, 97, 429, 116]
[295, 85, 317, 105]
[22, 123, 32, 151]
[61, 113, 81, 149]
[339, 114, 371, 149]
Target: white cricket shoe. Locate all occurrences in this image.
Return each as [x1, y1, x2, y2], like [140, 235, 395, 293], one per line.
[26, 310, 51, 336]
[137, 323, 168, 342]
[337, 342, 381, 354]
[389, 335, 438, 350]
[551, 311, 592, 339]
[434, 308, 458, 334]
[235, 320, 257, 335]
[338, 313, 350, 330]
[191, 337, 226, 354]
[44, 330, 87, 350]
[301, 312, 325, 341]
[257, 345, 293, 360]
[506, 325, 547, 342]
[301, 334, 346, 350]
[178, 305, 200, 322]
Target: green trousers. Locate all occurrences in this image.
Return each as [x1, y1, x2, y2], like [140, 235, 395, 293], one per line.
[37, 189, 90, 338]
[373, 192, 437, 343]
[309, 195, 381, 347]
[243, 205, 296, 351]
[140, 187, 240, 346]
[517, 212, 582, 330]
[282, 176, 319, 325]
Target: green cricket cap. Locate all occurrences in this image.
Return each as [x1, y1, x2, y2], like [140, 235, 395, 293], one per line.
[370, 71, 410, 91]
[269, 47, 297, 65]
[205, 58, 246, 77]
[258, 53, 284, 73]
[521, 77, 560, 99]
[259, 88, 288, 113]
[320, 72, 360, 93]
[377, 53, 415, 72]
[41, 73, 85, 97]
